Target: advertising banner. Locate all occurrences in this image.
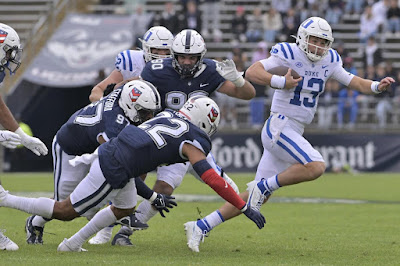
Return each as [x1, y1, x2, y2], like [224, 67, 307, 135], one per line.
[23, 14, 133, 87]
[211, 133, 400, 172]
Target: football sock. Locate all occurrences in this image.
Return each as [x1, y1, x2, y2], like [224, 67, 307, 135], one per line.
[68, 206, 117, 249]
[1, 194, 54, 219]
[32, 215, 50, 228]
[258, 175, 281, 195]
[135, 200, 158, 223]
[198, 210, 224, 232]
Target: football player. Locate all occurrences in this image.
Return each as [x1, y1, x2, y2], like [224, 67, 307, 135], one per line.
[87, 25, 174, 246]
[183, 16, 395, 252]
[0, 96, 265, 252]
[107, 28, 256, 243]
[90, 28, 250, 246]
[24, 79, 161, 245]
[0, 23, 48, 251]
[89, 26, 174, 103]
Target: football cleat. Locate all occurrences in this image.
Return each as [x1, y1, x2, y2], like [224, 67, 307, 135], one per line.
[246, 180, 270, 211]
[57, 238, 87, 252]
[111, 233, 133, 246]
[184, 221, 208, 253]
[88, 226, 113, 245]
[0, 230, 19, 251]
[115, 213, 149, 231]
[25, 215, 44, 244]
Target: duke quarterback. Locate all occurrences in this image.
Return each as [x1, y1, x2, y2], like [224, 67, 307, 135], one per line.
[184, 17, 395, 252]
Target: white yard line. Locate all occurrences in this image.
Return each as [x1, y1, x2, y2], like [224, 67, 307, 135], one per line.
[13, 192, 399, 204]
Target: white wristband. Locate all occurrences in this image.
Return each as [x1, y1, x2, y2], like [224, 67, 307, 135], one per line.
[149, 192, 157, 202]
[232, 76, 245, 87]
[371, 81, 381, 94]
[240, 204, 248, 213]
[270, 75, 286, 89]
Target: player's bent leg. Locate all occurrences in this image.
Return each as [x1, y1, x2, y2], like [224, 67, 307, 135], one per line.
[275, 161, 326, 186]
[60, 177, 137, 252]
[52, 198, 80, 221]
[88, 226, 113, 245]
[35, 137, 90, 245]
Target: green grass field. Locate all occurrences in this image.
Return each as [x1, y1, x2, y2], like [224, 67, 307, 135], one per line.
[0, 172, 399, 265]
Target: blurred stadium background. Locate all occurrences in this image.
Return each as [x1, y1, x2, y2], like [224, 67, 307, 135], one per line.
[1, 0, 400, 174]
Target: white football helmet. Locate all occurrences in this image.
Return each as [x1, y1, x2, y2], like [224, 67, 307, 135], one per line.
[171, 29, 207, 78]
[179, 96, 220, 137]
[296, 17, 334, 62]
[0, 23, 22, 73]
[119, 80, 161, 125]
[140, 26, 174, 62]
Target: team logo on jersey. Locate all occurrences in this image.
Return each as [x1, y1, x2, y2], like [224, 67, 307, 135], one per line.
[208, 107, 219, 122]
[128, 87, 142, 102]
[0, 30, 8, 43]
[271, 47, 279, 54]
[295, 62, 303, 68]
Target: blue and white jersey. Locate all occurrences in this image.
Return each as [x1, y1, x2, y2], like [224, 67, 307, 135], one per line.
[115, 50, 146, 80]
[141, 58, 225, 110]
[56, 87, 130, 155]
[98, 110, 211, 189]
[261, 42, 354, 125]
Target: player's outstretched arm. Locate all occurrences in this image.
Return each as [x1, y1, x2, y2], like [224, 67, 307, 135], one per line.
[184, 143, 265, 229]
[0, 95, 47, 155]
[348, 75, 395, 95]
[216, 59, 256, 100]
[89, 70, 124, 102]
[0, 95, 20, 132]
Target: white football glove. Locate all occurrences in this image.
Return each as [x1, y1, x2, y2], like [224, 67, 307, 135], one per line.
[216, 59, 245, 87]
[0, 130, 21, 149]
[15, 127, 48, 156]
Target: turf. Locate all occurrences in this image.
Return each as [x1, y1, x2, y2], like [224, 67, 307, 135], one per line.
[0, 172, 399, 265]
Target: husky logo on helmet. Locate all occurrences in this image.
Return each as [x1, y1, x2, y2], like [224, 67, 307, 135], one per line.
[208, 107, 219, 123]
[0, 29, 8, 43]
[128, 87, 142, 102]
[0, 23, 22, 74]
[119, 80, 161, 125]
[179, 96, 220, 137]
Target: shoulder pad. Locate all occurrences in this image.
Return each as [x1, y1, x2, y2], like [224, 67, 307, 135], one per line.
[270, 42, 296, 61]
[327, 49, 342, 65]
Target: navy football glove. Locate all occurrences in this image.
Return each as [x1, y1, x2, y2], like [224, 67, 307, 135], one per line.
[243, 206, 266, 229]
[103, 83, 116, 97]
[151, 194, 177, 218]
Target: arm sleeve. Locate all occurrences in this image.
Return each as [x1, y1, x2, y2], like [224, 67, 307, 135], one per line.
[331, 65, 354, 87]
[134, 177, 154, 200]
[192, 159, 246, 210]
[259, 55, 289, 71]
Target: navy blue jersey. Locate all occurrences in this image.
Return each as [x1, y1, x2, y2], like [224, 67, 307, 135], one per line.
[141, 58, 225, 110]
[57, 88, 130, 155]
[0, 70, 5, 83]
[98, 110, 211, 189]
